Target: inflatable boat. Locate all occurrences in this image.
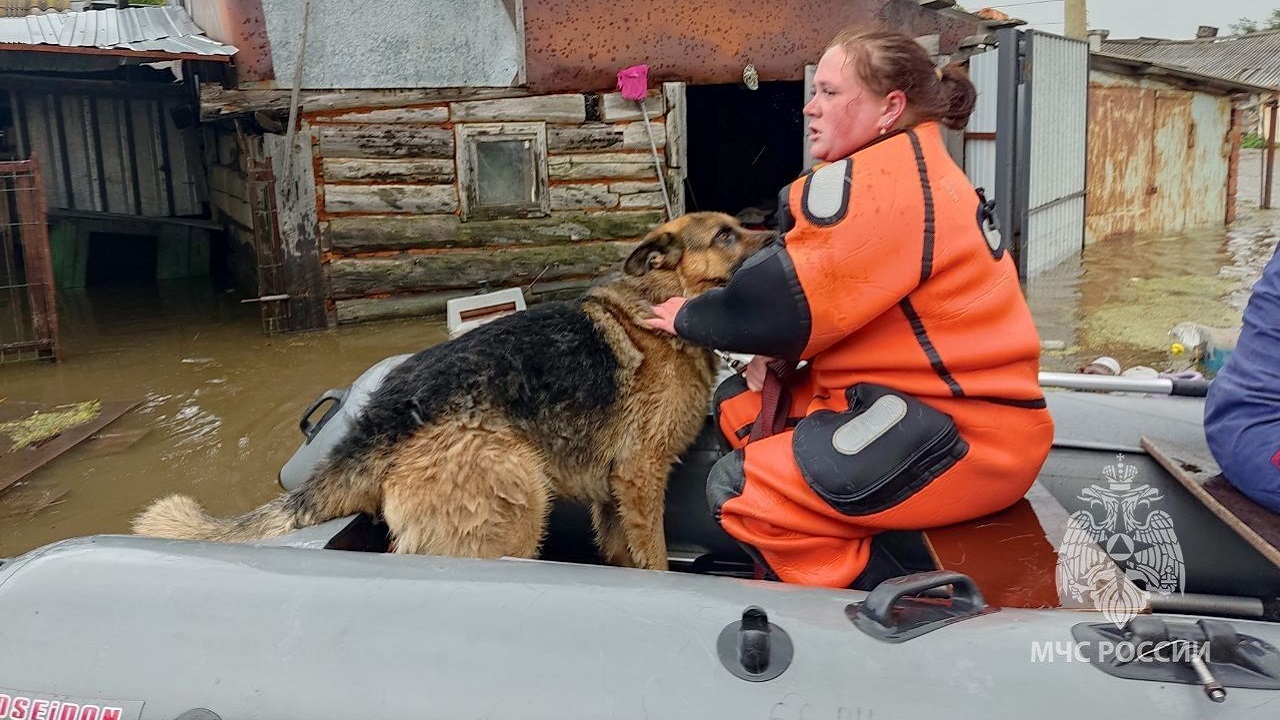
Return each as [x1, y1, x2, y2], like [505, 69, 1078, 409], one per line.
[2, 359, 1279, 720]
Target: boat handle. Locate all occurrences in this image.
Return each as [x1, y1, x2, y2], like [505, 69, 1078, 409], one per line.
[861, 570, 986, 627]
[298, 389, 348, 441]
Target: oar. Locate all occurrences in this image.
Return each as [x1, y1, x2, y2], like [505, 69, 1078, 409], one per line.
[1039, 372, 1210, 398]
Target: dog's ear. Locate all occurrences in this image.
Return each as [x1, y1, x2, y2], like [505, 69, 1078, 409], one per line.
[623, 232, 684, 276]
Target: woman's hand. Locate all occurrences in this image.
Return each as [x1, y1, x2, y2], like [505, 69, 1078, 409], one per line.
[743, 355, 776, 392]
[644, 297, 687, 336]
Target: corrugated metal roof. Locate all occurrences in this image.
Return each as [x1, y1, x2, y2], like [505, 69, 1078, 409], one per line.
[0, 5, 236, 56]
[1101, 30, 1280, 89]
[1091, 51, 1279, 95]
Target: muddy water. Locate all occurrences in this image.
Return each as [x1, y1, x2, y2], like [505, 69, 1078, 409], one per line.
[1029, 149, 1278, 373]
[0, 284, 447, 557]
[3, 151, 1277, 559]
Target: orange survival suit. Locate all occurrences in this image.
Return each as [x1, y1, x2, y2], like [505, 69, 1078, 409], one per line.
[673, 122, 1055, 588]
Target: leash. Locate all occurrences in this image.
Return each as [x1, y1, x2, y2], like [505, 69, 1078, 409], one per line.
[750, 359, 794, 442]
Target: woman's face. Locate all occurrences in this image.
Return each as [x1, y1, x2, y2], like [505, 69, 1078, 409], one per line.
[804, 46, 898, 162]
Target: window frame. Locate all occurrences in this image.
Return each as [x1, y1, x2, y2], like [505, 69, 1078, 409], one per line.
[455, 122, 550, 222]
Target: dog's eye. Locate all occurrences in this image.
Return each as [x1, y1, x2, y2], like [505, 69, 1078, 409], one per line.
[713, 229, 736, 247]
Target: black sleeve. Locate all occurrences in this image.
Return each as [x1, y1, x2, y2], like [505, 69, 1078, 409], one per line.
[673, 241, 812, 359]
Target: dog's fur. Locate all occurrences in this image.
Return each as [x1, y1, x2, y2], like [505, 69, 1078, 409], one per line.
[132, 213, 772, 570]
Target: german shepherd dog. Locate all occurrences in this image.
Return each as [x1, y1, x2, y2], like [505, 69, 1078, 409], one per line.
[133, 213, 773, 571]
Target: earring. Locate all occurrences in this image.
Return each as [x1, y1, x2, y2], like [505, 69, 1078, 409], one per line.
[878, 126, 888, 136]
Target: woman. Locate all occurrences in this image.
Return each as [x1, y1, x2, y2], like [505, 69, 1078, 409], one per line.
[646, 27, 1055, 588]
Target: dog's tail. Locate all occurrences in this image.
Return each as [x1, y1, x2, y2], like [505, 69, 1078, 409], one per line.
[132, 450, 389, 543]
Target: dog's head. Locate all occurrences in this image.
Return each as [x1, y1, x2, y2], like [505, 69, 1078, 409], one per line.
[622, 212, 775, 298]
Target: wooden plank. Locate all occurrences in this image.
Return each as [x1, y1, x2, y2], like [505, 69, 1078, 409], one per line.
[324, 184, 459, 215]
[200, 86, 528, 121]
[267, 126, 331, 331]
[324, 210, 663, 253]
[450, 94, 586, 123]
[662, 82, 686, 169]
[922, 490, 1065, 609]
[328, 242, 633, 298]
[0, 400, 139, 496]
[322, 158, 455, 184]
[324, 107, 449, 124]
[317, 124, 454, 160]
[1142, 436, 1280, 570]
[600, 92, 665, 122]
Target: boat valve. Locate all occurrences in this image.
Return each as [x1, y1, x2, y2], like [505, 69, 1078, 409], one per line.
[717, 605, 794, 681]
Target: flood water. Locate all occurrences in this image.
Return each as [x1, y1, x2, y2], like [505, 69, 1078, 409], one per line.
[0, 285, 447, 557]
[2, 151, 1277, 559]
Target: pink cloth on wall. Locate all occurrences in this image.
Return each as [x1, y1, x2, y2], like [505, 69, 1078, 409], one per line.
[616, 65, 649, 101]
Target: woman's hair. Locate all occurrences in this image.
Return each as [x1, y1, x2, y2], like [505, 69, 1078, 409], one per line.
[827, 26, 977, 130]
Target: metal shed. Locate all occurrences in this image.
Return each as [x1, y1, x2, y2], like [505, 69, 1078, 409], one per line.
[1086, 52, 1274, 244]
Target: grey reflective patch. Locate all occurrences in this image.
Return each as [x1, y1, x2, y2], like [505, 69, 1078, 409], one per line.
[804, 159, 850, 221]
[831, 394, 908, 455]
[984, 225, 1003, 253]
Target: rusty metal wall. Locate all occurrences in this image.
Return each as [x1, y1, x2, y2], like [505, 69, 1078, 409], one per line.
[1086, 73, 1233, 243]
[12, 89, 204, 217]
[522, 0, 979, 92]
[1024, 32, 1088, 277]
[182, 0, 274, 82]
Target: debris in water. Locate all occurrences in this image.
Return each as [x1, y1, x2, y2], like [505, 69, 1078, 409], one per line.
[0, 400, 103, 452]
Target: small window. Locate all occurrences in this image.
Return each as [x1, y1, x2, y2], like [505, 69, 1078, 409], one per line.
[456, 123, 549, 221]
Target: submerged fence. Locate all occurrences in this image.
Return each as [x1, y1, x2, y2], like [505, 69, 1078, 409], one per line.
[0, 157, 59, 364]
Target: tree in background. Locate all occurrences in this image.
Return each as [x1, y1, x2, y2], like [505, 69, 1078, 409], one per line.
[1231, 7, 1280, 34]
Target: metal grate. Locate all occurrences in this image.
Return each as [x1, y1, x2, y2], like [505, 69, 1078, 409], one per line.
[0, 156, 58, 363]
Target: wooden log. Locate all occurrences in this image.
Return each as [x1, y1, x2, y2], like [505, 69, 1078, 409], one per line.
[621, 121, 667, 150]
[325, 210, 663, 253]
[601, 92, 665, 122]
[549, 152, 660, 181]
[324, 184, 459, 215]
[323, 158, 455, 184]
[450, 94, 586, 123]
[550, 183, 619, 211]
[335, 291, 459, 324]
[609, 181, 663, 194]
[619, 191, 666, 209]
[548, 123, 627, 152]
[200, 85, 528, 121]
[324, 107, 450, 124]
[329, 242, 634, 298]
[317, 124, 454, 159]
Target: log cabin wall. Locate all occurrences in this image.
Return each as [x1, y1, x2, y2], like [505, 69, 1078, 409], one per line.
[311, 89, 679, 325]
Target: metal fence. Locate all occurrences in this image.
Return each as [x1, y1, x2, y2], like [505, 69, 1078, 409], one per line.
[968, 29, 1089, 279]
[0, 157, 59, 364]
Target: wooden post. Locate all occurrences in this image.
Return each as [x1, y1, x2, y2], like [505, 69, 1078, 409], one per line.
[1264, 97, 1278, 210]
[1064, 0, 1087, 40]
